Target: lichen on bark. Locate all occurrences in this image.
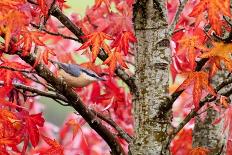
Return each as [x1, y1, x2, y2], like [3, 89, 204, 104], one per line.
[130, 0, 171, 154]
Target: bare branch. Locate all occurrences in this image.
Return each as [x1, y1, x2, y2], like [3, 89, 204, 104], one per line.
[91, 109, 133, 143]
[0, 66, 35, 73]
[31, 23, 80, 42]
[168, 0, 188, 34]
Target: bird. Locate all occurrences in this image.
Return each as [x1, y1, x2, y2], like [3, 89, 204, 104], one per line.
[50, 60, 106, 87]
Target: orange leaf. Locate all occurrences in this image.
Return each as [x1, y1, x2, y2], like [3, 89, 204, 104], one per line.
[200, 42, 232, 73]
[42, 48, 56, 64]
[76, 32, 113, 62]
[103, 51, 128, 75]
[189, 0, 231, 34]
[41, 135, 64, 155]
[94, 0, 110, 9]
[177, 33, 205, 69]
[15, 30, 45, 56]
[0, 10, 28, 52]
[175, 71, 216, 108]
[66, 119, 86, 140]
[188, 147, 209, 155]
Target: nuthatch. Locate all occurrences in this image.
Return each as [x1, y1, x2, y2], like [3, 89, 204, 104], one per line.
[50, 60, 105, 87]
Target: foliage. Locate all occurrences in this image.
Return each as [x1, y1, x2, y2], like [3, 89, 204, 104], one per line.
[0, 0, 231, 154]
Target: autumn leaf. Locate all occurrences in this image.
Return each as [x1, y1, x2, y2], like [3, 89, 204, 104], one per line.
[41, 135, 64, 155]
[24, 112, 45, 147]
[0, 10, 28, 52]
[111, 31, 137, 55]
[0, 61, 30, 86]
[188, 147, 209, 155]
[0, 0, 26, 8]
[189, 0, 231, 34]
[14, 29, 45, 56]
[37, 0, 48, 16]
[103, 51, 128, 75]
[94, 0, 110, 9]
[42, 48, 56, 64]
[177, 32, 205, 69]
[175, 71, 216, 108]
[76, 32, 113, 62]
[200, 42, 232, 74]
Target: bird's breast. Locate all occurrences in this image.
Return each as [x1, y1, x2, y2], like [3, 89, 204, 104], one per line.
[58, 69, 96, 87]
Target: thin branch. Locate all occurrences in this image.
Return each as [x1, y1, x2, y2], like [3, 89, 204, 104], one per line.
[168, 0, 188, 34]
[13, 83, 68, 102]
[0, 66, 35, 73]
[22, 73, 55, 91]
[31, 23, 80, 42]
[91, 109, 133, 143]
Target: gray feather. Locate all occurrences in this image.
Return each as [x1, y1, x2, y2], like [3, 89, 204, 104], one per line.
[51, 60, 105, 81]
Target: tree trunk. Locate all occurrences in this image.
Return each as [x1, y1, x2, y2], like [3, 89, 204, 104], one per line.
[129, 0, 171, 154]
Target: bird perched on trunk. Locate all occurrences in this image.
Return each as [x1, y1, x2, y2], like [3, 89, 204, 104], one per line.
[50, 60, 105, 87]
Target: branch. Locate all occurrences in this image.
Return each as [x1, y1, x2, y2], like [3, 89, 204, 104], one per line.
[31, 23, 80, 42]
[18, 52, 126, 154]
[0, 66, 35, 73]
[13, 83, 68, 103]
[91, 109, 133, 143]
[168, 0, 188, 34]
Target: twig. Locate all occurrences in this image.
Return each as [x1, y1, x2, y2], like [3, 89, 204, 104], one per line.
[22, 73, 55, 91]
[13, 83, 68, 102]
[91, 109, 133, 143]
[168, 0, 188, 34]
[0, 66, 35, 73]
[31, 23, 80, 42]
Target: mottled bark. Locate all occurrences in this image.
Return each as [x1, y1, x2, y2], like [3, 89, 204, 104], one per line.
[129, 0, 171, 154]
[193, 71, 229, 154]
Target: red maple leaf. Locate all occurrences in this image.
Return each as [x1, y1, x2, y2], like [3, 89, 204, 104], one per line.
[23, 112, 45, 147]
[37, 0, 48, 16]
[175, 71, 216, 108]
[111, 31, 137, 55]
[0, 61, 30, 86]
[76, 32, 113, 62]
[40, 135, 64, 155]
[14, 29, 45, 56]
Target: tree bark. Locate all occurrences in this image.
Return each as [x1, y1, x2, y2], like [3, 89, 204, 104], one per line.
[130, 0, 171, 154]
[193, 71, 228, 154]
